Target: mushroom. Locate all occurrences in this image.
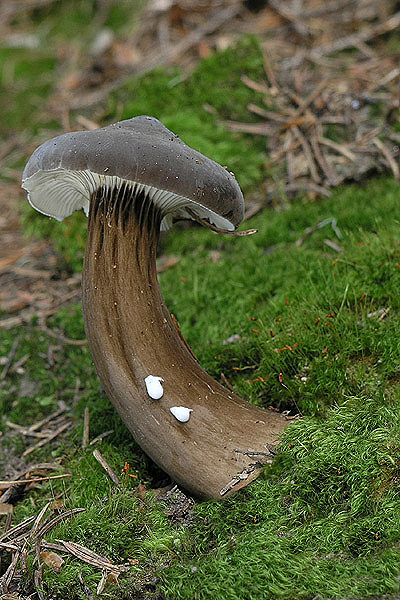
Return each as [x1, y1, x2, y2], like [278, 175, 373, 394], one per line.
[22, 116, 289, 499]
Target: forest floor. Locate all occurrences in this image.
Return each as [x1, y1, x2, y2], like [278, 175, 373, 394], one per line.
[1, 1, 400, 599]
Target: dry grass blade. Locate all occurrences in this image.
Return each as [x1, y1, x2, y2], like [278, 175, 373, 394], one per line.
[40, 541, 68, 553]
[310, 134, 340, 185]
[295, 217, 342, 247]
[79, 568, 95, 600]
[97, 569, 108, 595]
[34, 565, 45, 600]
[0, 540, 20, 551]
[324, 239, 344, 253]
[285, 182, 332, 197]
[291, 125, 321, 183]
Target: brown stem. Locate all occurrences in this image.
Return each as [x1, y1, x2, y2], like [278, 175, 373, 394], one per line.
[82, 185, 289, 499]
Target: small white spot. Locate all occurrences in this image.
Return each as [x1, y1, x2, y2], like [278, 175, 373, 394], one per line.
[170, 406, 193, 423]
[145, 375, 164, 400]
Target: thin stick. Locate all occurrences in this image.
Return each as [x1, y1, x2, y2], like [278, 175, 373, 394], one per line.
[310, 133, 339, 185]
[373, 137, 400, 180]
[220, 372, 234, 392]
[82, 407, 90, 448]
[28, 403, 67, 432]
[1, 336, 20, 380]
[318, 137, 357, 162]
[292, 125, 321, 183]
[22, 422, 71, 457]
[0, 474, 71, 488]
[262, 50, 280, 91]
[93, 449, 121, 486]
[293, 78, 329, 116]
[284, 129, 296, 183]
[39, 324, 87, 346]
[89, 430, 114, 446]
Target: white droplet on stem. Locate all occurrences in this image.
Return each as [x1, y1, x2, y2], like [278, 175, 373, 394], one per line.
[170, 406, 193, 423]
[145, 375, 164, 400]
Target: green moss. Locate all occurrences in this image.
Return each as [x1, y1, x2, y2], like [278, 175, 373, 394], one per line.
[160, 392, 400, 599]
[158, 177, 400, 415]
[0, 48, 57, 136]
[13, 448, 183, 600]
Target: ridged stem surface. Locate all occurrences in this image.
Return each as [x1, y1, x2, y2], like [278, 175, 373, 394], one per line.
[82, 185, 288, 498]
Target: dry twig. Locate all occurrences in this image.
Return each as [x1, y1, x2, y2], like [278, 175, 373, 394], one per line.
[82, 406, 90, 448]
[92, 449, 121, 486]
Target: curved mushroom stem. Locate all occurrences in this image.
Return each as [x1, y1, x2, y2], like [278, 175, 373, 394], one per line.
[82, 185, 289, 499]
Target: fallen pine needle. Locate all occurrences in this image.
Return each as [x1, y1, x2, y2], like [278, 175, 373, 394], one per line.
[23, 422, 71, 457]
[56, 539, 125, 572]
[0, 473, 71, 488]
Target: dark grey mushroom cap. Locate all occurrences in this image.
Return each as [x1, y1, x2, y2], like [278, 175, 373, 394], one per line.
[22, 116, 244, 230]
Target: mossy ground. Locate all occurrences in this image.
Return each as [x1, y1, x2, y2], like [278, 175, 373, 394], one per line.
[1, 5, 400, 598]
[2, 177, 400, 599]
